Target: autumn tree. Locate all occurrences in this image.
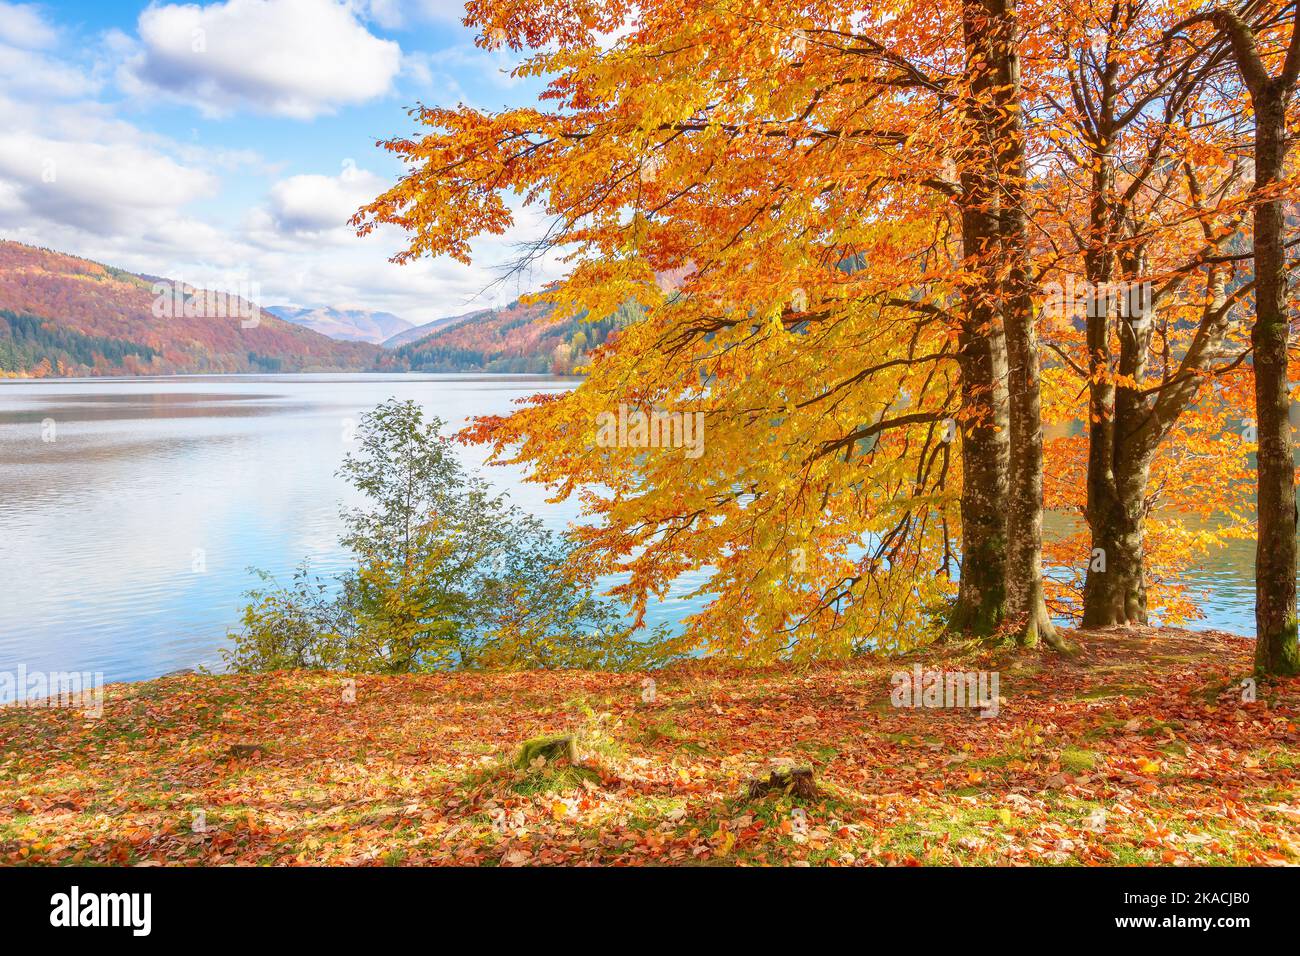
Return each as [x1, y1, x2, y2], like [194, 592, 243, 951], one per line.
[357, 0, 1285, 661]
[1022, 2, 1258, 629]
[356, 0, 1098, 655]
[951, 0, 1014, 637]
[1168, 2, 1300, 675]
[965, 0, 1064, 647]
[357, 3, 995, 659]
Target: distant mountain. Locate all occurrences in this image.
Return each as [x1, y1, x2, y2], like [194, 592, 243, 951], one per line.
[382, 308, 492, 348]
[379, 298, 643, 374]
[264, 305, 413, 345]
[0, 241, 379, 377]
[0, 240, 653, 378]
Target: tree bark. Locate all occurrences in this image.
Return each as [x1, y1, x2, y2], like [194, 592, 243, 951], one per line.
[1082, 231, 1156, 627]
[1185, 5, 1300, 676]
[1250, 89, 1300, 675]
[1079, 130, 1129, 626]
[950, 0, 1011, 637]
[983, 0, 1064, 649]
[1082, 449, 1152, 626]
[1085, 240, 1240, 624]
[952, 315, 1011, 635]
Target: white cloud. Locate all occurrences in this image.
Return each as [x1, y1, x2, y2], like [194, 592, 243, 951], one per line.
[266, 163, 389, 234]
[360, 0, 466, 30]
[0, 3, 100, 100]
[0, 130, 216, 235]
[0, 2, 59, 50]
[230, 176, 568, 319]
[121, 0, 403, 119]
[241, 163, 562, 315]
[0, 0, 569, 323]
[0, 44, 101, 99]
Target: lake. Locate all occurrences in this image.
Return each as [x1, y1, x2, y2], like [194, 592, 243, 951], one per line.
[0, 374, 1260, 684]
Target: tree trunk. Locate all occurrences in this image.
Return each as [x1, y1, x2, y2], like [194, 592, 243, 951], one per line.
[950, 4, 1011, 637]
[1079, 134, 1126, 627]
[952, 289, 1011, 635]
[951, 321, 1008, 634]
[1083, 232, 1239, 624]
[984, 0, 1063, 649]
[1082, 452, 1151, 626]
[1251, 90, 1300, 676]
[1081, 228, 1155, 627]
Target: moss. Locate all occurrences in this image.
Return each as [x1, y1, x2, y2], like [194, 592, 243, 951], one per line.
[1082, 716, 1125, 740]
[1059, 748, 1097, 773]
[966, 753, 1018, 770]
[635, 719, 690, 746]
[514, 735, 578, 769]
[510, 764, 601, 796]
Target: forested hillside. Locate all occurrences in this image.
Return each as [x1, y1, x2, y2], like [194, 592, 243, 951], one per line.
[0, 242, 379, 376]
[382, 299, 642, 374]
[381, 308, 490, 348]
[0, 241, 635, 377]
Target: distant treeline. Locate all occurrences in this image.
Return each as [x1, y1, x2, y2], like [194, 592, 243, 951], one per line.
[387, 302, 641, 374]
[0, 310, 157, 374]
[393, 346, 554, 373]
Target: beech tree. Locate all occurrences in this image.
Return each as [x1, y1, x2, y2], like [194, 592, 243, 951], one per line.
[1030, 2, 1256, 628]
[356, 0, 1293, 664]
[1169, 3, 1300, 675]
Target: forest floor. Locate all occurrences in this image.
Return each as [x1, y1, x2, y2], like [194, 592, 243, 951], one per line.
[1, 626, 1297, 866]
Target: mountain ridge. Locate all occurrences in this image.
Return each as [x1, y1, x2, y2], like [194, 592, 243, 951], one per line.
[382, 308, 492, 348]
[0, 240, 629, 377]
[264, 305, 413, 345]
[0, 241, 379, 376]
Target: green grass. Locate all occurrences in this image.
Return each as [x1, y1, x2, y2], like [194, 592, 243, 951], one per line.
[1059, 748, 1098, 773]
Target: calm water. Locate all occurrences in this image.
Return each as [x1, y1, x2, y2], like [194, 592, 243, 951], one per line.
[0, 374, 1257, 683]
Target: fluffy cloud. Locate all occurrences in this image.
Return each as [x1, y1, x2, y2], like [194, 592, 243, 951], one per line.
[0, 2, 58, 50]
[0, 44, 101, 99]
[121, 0, 402, 119]
[0, 2, 100, 100]
[360, 0, 466, 30]
[226, 171, 567, 319]
[266, 163, 389, 234]
[0, 1, 569, 322]
[0, 130, 216, 235]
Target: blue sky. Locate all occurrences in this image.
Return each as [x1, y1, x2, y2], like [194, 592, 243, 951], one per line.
[0, 0, 564, 322]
